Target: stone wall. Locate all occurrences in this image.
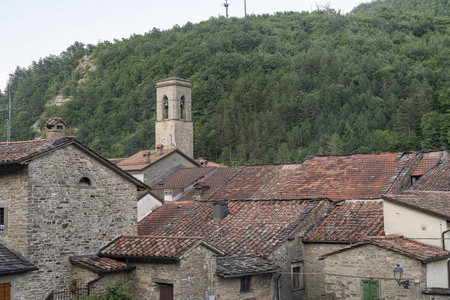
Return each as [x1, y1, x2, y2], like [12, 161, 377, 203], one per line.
[214, 274, 273, 300]
[72, 244, 218, 300]
[142, 151, 197, 185]
[310, 244, 426, 300]
[5, 144, 138, 299]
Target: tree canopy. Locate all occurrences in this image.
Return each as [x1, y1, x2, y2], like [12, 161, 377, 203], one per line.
[3, 0, 450, 164]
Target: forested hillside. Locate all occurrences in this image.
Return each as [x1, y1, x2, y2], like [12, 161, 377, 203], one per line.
[2, 0, 450, 165]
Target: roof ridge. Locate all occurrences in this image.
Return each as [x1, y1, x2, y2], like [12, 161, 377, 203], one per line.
[122, 235, 203, 239]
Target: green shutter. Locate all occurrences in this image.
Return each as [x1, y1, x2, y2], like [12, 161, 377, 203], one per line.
[362, 280, 379, 300]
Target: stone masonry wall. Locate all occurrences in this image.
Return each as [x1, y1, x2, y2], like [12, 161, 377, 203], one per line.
[214, 274, 272, 300]
[0, 166, 29, 256]
[304, 243, 347, 300]
[142, 152, 197, 185]
[317, 244, 426, 300]
[10, 144, 138, 299]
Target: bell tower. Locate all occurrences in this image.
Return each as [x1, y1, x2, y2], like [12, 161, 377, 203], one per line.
[155, 77, 193, 158]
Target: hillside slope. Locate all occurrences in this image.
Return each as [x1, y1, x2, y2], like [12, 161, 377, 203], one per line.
[2, 1, 450, 164]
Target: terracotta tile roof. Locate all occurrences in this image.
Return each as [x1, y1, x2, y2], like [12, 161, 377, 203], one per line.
[45, 117, 67, 127]
[216, 256, 280, 277]
[153, 199, 328, 258]
[0, 138, 75, 164]
[382, 192, 450, 220]
[411, 158, 440, 176]
[69, 255, 135, 273]
[138, 200, 197, 235]
[116, 149, 178, 171]
[99, 236, 223, 260]
[109, 158, 126, 165]
[409, 160, 450, 191]
[303, 200, 384, 243]
[212, 153, 409, 201]
[320, 237, 450, 263]
[0, 241, 38, 275]
[151, 167, 217, 199]
[178, 167, 240, 201]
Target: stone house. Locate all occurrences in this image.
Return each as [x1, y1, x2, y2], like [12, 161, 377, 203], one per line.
[0, 118, 148, 299]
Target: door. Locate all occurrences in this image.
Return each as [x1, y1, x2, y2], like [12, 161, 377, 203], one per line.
[159, 283, 173, 300]
[362, 280, 379, 300]
[0, 282, 11, 300]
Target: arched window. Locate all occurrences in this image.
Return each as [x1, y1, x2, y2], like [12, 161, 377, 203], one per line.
[75, 172, 95, 189]
[163, 96, 169, 119]
[180, 96, 185, 120]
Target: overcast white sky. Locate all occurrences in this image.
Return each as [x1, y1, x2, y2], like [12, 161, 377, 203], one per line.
[0, 0, 368, 92]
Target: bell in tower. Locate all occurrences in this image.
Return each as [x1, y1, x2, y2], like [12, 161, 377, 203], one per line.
[155, 77, 193, 158]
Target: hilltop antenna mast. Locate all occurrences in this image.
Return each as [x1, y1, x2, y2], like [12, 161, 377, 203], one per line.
[223, 0, 230, 18]
[1, 74, 21, 142]
[244, 0, 247, 17]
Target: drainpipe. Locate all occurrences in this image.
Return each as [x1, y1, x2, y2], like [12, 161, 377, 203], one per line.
[276, 273, 282, 300]
[88, 274, 104, 294]
[442, 229, 450, 250]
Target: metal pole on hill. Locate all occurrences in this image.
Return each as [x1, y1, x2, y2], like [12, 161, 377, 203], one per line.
[223, 0, 230, 18]
[244, 0, 247, 17]
[1, 74, 21, 142]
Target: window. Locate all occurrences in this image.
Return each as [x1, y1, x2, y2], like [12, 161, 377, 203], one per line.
[164, 189, 173, 196]
[194, 188, 202, 200]
[57, 125, 63, 130]
[75, 172, 95, 189]
[180, 96, 185, 120]
[362, 280, 379, 300]
[291, 262, 304, 290]
[240, 276, 250, 293]
[0, 208, 4, 231]
[163, 96, 169, 119]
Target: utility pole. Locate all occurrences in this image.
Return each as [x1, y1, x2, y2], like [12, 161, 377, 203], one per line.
[223, 0, 230, 18]
[1, 74, 21, 142]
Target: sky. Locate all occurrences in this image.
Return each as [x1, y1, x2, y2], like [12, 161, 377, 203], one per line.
[0, 0, 369, 92]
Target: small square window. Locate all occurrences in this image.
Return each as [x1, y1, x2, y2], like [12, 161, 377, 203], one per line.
[164, 189, 173, 196]
[240, 275, 250, 293]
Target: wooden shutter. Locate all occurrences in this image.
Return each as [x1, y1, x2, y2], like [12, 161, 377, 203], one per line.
[0, 282, 11, 300]
[159, 284, 173, 300]
[362, 280, 379, 300]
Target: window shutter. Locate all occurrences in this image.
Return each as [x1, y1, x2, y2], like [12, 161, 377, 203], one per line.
[362, 280, 379, 300]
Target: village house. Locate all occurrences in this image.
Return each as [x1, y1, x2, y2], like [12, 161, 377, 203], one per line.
[302, 154, 450, 299]
[0, 118, 148, 299]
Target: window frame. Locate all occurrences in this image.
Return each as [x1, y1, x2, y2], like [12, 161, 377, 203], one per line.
[0, 202, 8, 232]
[240, 275, 251, 293]
[361, 279, 380, 300]
[291, 261, 304, 290]
[74, 172, 96, 189]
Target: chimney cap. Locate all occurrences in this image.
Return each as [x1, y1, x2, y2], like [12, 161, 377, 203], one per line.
[45, 117, 67, 128]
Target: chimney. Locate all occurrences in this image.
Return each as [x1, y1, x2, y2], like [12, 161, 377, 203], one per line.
[213, 203, 229, 221]
[164, 189, 173, 202]
[156, 144, 164, 154]
[143, 151, 151, 163]
[45, 117, 67, 141]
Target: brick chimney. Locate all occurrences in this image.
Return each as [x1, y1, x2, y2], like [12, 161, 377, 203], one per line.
[45, 117, 67, 141]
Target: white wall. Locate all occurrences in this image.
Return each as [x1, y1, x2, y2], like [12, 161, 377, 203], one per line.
[128, 171, 144, 182]
[137, 194, 162, 222]
[384, 201, 448, 249]
[427, 259, 449, 288]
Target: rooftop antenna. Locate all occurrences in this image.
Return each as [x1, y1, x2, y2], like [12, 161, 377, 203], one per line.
[1, 74, 21, 142]
[223, 0, 230, 18]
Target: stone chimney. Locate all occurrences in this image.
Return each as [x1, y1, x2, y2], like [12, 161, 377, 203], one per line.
[213, 203, 229, 221]
[156, 144, 164, 154]
[45, 117, 67, 141]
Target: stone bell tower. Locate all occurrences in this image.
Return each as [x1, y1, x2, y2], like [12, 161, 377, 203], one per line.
[155, 77, 193, 158]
